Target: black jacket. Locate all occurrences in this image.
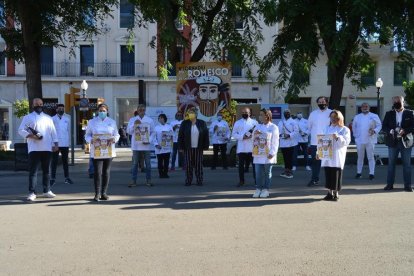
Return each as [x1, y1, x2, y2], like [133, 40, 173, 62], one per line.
[382, 109, 414, 147]
[178, 119, 210, 150]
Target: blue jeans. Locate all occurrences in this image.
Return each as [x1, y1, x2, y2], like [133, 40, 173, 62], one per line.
[310, 145, 321, 182]
[132, 150, 151, 181]
[293, 143, 309, 167]
[255, 163, 273, 189]
[387, 142, 412, 188]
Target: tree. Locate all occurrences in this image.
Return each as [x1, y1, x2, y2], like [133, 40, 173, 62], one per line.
[129, 0, 264, 78]
[0, 0, 117, 107]
[403, 81, 414, 108]
[258, 0, 414, 109]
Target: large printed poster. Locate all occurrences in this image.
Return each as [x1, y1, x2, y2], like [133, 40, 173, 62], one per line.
[93, 134, 113, 159]
[160, 131, 174, 152]
[176, 62, 231, 122]
[317, 134, 333, 160]
[252, 131, 271, 157]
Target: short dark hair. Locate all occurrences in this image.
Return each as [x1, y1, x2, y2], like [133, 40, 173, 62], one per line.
[316, 96, 329, 104]
[57, 103, 64, 108]
[98, 103, 109, 111]
[158, 113, 167, 122]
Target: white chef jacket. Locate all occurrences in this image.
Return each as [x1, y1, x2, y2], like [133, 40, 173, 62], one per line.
[153, 123, 174, 154]
[209, 119, 231, 145]
[352, 112, 382, 144]
[320, 125, 351, 169]
[52, 114, 70, 147]
[232, 117, 258, 153]
[295, 118, 309, 143]
[253, 122, 279, 164]
[278, 118, 299, 148]
[308, 108, 332, 146]
[127, 115, 155, 151]
[18, 112, 58, 153]
[170, 119, 182, 143]
[84, 116, 120, 158]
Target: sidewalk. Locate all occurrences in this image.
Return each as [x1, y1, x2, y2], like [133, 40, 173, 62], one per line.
[0, 157, 413, 275]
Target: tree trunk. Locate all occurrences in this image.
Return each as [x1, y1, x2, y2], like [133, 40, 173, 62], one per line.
[16, 1, 42, 109]
[329, 74, 345, 110]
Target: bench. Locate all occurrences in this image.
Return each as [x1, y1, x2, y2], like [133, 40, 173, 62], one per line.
[373, 144, 414, 165]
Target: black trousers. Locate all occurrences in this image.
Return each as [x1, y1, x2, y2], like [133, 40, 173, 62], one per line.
[281, 147, 294, 170]
[324, 167, 343, 191]
[157, 153, 170, 177]
[28, 151, 52, 193]
[51, 147, 69, 179]
[184, 148, 203, 185]
[212, 143, 227, 168]
[93, 158, 112, 195]
[238, 152, 255, 182]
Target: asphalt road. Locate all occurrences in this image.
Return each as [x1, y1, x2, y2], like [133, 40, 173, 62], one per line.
[0, 149, 413, 275]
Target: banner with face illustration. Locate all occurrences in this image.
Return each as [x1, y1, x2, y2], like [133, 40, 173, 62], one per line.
[134, 122, 150, 143]
[252, 132, 271, 157]
[176, 62, 231, 122]
[160, 131, 174, 153]
[92, 134, 113, 159]
[317, 134, 333, 160]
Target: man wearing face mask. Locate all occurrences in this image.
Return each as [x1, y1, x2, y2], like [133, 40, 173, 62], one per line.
[170, 111, 184, 170]
[292, 112, 311, 171]
[50, 104, 73, 187]
[278, 109, 299, 178]
[127, 104, 155, 187]
[232, 107, 258, 187]
[307, 96, 332, 186]
[352, 103, 382, 180]
[209, 111, 231, 170]
[18, 98, 59, 202]
[382, 96, 414, 192]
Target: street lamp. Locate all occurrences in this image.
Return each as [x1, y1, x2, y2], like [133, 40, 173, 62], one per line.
[81, 79, 88, 97]
[376, 78, 383, 116]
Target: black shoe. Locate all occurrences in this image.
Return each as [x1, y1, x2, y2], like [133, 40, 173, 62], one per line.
[307, 180, 319, 187]
[64, 178, 74, 185]
[196, 182, 203, 186]
[355, 173, 362, 179]
[93, 194, 100, 202]
[384, 185, 394, 191]
[323, 193, 333, 201]
[237, 180, 245, 187]
[332, 195, 339, 201]
[100, 194, 109, 200]
[369, 174, 374, 180]
[404, 187, 413, 192]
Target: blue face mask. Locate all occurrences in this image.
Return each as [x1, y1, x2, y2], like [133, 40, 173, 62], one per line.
[217, 116, 222, 121]
[98, 111, 107, 119]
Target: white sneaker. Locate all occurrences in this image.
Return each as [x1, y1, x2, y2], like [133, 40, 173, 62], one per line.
[43, 191, 56, 198]
[260, 189, 270, 198]
[292, 166, 297, 171]
[27, 193, 36, 201]
[252, 189, 261, 198]
[306, 166, 311, 171]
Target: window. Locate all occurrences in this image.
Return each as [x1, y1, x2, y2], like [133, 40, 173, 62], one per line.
[116, 98, 139, 128]
[167, 46, 184, 76]
[80, 45, 94, 76]
[0, 108, 9, 140]
[361, 62, 376, 86]
[120, 0, 134, 28]
[121, 45, 135, 76]
[227, 51, 242, 77]
[394, 62, 408, 86]
[40, 46, 53, 75]
[0, 51, 5, 75]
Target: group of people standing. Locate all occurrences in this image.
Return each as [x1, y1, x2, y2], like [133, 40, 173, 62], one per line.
[19, 94, 413, 202]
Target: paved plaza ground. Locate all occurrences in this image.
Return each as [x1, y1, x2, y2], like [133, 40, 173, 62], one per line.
[0, 149, 413, 275]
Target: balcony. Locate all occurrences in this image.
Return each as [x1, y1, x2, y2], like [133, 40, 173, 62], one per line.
[37, 62, 145, 77]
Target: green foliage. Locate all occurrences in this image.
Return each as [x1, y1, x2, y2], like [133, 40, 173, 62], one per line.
[13, 99, 29, 119]
[258, 0, 414, 108]
[403, 81, 414, 108]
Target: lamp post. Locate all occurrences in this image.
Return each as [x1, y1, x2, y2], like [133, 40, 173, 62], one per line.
[81, 80, 88, 97]
[376, 78, 383, 116]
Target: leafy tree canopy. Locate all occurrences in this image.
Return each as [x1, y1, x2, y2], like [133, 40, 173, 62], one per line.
[258, 0, 414, 108]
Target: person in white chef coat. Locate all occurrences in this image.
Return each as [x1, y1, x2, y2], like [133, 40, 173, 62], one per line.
[352, 103, 382, 180]
[209, 111, 231, 170]
[154, 113, 174, 178]
[50, 103, 73, 187]
[278, 109, 298, 178]
[18, 98, 59, 202]
[320, 110, 351, 201]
